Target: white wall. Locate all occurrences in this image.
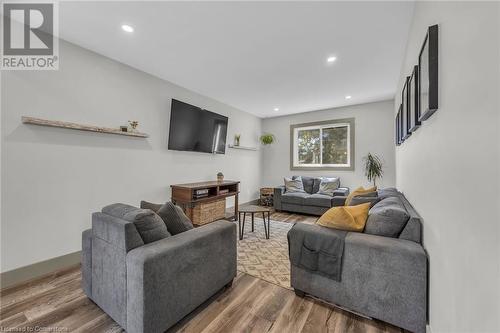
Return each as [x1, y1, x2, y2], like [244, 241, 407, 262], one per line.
[395, 2, 500, 332]
[1, 40, 262, 273]
[261, 100, 396, 189]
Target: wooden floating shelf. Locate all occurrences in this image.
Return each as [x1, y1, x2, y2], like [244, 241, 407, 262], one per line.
[228, 144, 258, 151]
[21, 116, 149, 138]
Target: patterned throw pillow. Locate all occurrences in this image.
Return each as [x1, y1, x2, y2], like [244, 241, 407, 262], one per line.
[284, 176, 305, 193]
[345, 186, 377, 205]
[157, 202, 194, 235]
[317, 177, 340, 196]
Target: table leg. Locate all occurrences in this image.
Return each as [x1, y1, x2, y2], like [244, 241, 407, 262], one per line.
[234, 193, 239, 221]
[267, 211, 271, 239]
[238, 212, 241, 239]
[251, 213, 254, 232]
[262, 212, 268, 239]
[239, 212, 246, 240]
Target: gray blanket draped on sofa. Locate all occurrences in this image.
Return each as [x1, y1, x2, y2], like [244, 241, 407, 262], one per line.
[288, 223, 347, 281]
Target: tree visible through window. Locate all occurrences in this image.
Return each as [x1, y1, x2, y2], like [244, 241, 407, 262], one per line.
[292, 120, 352, 169]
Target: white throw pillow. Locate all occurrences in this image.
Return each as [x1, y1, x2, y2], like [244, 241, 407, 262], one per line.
[284, 176, 305, 193]
[318, 177, 340, 196]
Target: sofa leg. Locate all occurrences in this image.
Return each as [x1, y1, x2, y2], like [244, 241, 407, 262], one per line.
[294, 289, 305, 297]
[225, 279, 234, 289]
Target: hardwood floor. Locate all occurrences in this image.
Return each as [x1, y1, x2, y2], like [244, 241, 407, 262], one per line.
[0, 211, 406, 333]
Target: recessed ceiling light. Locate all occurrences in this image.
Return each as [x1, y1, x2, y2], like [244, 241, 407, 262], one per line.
[273, 107, 279, 111]
[121, 24, 134, 33]
[327, 56, 337, 63]
[345, 95, 352, 100]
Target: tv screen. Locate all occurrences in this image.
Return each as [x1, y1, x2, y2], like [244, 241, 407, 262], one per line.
[168, 99, 228, 154]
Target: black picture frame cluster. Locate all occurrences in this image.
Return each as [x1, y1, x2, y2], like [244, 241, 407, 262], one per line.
[396, 24, 438, 146]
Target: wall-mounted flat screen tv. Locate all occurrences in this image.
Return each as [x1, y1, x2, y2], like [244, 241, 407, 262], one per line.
[168, 99, 228, 154]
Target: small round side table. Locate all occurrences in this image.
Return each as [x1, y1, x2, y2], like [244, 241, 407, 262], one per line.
[238, 205, 271, 240]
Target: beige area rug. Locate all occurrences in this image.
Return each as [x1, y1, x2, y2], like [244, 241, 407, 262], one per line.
[237, 218, 294, 289]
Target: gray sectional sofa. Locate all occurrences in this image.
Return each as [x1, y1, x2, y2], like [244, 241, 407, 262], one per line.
[274, 176, 349, 215]
[81, 203, 237, 333]
[288, 188, 427, 333]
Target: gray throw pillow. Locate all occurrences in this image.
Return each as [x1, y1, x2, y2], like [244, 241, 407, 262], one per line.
[284, 176, 305, 193]
[157, 202, 194, 235]
[364, 197, 410, 237]
[140, 200, 163, 212]
[123, 209, 171, 244]
[349, 196, 380, 208]
[317, 177, 340, 196]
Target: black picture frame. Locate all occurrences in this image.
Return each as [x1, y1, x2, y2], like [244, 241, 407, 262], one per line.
[402, 76, 411, 140]
[396, 105, 402, 146]
[409, 65, 421, 132]
[418, 24, 438, 121]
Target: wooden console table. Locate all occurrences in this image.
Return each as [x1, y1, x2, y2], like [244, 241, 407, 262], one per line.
[171, 180, 240, 225]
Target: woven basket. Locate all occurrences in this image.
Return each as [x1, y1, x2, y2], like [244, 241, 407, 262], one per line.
[191, 199, 226, 225]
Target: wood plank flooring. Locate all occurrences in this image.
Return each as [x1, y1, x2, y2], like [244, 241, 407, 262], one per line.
[0, 212, 406, 333]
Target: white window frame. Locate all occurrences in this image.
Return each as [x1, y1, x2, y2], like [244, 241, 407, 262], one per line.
[290, 118, 355, 171]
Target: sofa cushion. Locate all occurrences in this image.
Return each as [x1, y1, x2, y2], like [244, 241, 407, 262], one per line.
[365, 197, 410, 237]
[281, 192, 308, 205]
[295, 176, 315, 194]
[304, 193, 334, 208]
[312, 177, 323, 194]
[140, 200, 163, 212]
[284, 176, 305, 193]
[123, 209, 171, 244]
[157, 202, 194, 235]
[317, 177, 340, 196]
[349, 196, 380, 208]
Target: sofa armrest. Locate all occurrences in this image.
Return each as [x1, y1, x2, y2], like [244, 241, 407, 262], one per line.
[331, 196, 347, 206]
[333, 187, 349, 196]
[274, 186, 286, 210]
[345, 232, 427, 279]
[126, 220, 237, 333]
[92, 212, 144, 252]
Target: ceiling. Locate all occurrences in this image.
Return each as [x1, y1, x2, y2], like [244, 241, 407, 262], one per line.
[58, 1, 414, 118]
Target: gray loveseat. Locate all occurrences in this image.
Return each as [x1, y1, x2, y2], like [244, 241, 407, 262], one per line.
[81, 203, 237, 333]
[274, 176, 349, 215]
[288, 189, 427, 333]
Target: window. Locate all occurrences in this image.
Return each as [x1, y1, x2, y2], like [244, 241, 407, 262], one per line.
[290, 118, 354, 170]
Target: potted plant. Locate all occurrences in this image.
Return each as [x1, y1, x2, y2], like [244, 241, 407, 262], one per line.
[234, 134, 241, 146]
[259, 133, 275, 145]
[363, 153, 383, 187]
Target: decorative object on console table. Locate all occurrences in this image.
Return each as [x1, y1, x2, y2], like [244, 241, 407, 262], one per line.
[234, 134, 241, 146]
[171, 180, 240, 225]
[418, 24, 439, 121]
[409, 65, 421, 132]
[259, 187, 274, 206]
[217, 172, 224, 182]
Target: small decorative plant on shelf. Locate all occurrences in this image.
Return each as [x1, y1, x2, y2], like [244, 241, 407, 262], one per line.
[363, 153, 383, 187]
[259, 133, 275, 145]
[234, 134, 241, 146]
[128, 120, 139, 131]
[217, 172, 224, 182]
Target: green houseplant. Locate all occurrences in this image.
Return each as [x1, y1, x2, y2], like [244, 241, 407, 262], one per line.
[363, 153, 383, 187]
[259, 133, 275, 145]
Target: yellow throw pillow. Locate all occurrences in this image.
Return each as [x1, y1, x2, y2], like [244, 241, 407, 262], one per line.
[316, 202, 371, 232]
[345, 186, 377, 206]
